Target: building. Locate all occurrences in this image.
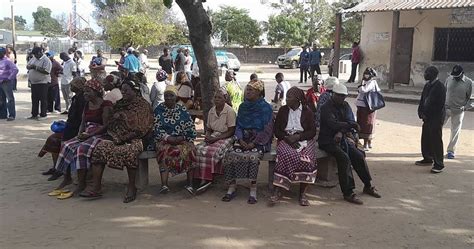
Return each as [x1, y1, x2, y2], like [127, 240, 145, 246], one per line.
[338, 0, 474, 87]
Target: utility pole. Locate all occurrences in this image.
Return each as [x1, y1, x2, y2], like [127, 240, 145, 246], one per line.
[10, 0, 16, 49]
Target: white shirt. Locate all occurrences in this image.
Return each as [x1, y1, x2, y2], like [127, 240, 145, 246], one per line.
[61, 59, 77, 85]
[356, 79, 381, 107]
[150, 81, 167, 110]
[140, 54, 149, 69]
[184, 55, 193, 72]
[276, 81, 291, 105]
[285, 104, 304, 132]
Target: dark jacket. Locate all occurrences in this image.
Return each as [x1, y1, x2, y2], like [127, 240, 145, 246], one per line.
[318, 99, 357, 145]
[62, 93, 86, 141]
[418, 79, 446, 123]
[274, 105, 316, 141]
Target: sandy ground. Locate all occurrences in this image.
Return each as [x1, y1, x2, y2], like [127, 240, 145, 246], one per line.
[1, 64, 473, 249]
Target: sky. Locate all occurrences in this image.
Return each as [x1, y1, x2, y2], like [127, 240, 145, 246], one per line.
[0, 0, 277, 32]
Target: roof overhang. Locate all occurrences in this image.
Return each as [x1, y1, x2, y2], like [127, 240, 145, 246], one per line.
[341, 0, 474, 13]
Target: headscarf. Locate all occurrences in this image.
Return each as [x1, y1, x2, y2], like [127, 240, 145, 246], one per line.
[237, 85, 273, 132]
[70, 77, 86, 91]
[85, 79, 104, 93]
[247, 79, 264, 93]
[156, 70, 168, 82]
[164, 85, 178, 96]
[122, 80, 141, 93]
[286, 87, 306, 106]
[105, 74, 122, 87]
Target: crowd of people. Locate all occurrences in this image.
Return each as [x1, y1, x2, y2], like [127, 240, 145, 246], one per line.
[0, 43, 471, 206]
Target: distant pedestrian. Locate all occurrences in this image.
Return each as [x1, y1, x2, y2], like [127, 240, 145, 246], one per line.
[250, 73, 258, 81]
[273, 72, 291, 106]
[347, 42, 361, 83]
[27, 47, 52, 120]
[356, 67, 380, 151]
[443, 65, 473, 159]
[59, 52, 77, 114]
[416, 66, 446, 173]
[299, 45, 310, 83]
[74, 50, 85, 77]
[174, 48, 186, 73]
[115, 50, 126, 72]
[159, 48, 174, 82]
[0, 47, 19, 121]
[139, 49, 150, 74]
[89, 49, 108, 82]
[309, 44, 322, 80]
[5, 45, 17, 91]
[46, 52, 62, 113]
[328, 43, 335, 77]
[123, 47, 140, 78]
[184, 49, 193, 81]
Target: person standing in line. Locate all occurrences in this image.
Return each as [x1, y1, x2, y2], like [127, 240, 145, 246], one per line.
[184, 49, 193, 81]
[139, 49, 150, 75]
[159, 48, 174, 82]
[298, 45, 310, 83]
[174, 48, 186, 83]
[328, 43, 336, 77]
[123, 47, 141, 78]
[309, 44, 322, 80]
[443, 65, 472, 159]
[347, 42, 361, 83]
[59, 52, 77, 114]
[46, 52, 62, 114]
[0, 47, 19, 121]
[27, 47, 52, 120]
[5, 45, 17, 91]
[356, 67, 380, 151]
[416, 66, 446, 173]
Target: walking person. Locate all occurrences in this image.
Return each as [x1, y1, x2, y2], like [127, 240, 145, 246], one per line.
[356, 67, 380, 151]
[416, 66, 446, 173]
[174, 48, 186, 83]
[59, 52, 77, 114]
[309, 44, 322, 80]
[328, 43, 335, 77]
[0, 47, 19, 121]
[46, 52, 62, 113]
[298, 45, 310, 83]
[273, 72, 291, 106]
[443, 65, 472, 159]
[347, 42, 361, 83]
[27, 47, 52, 120]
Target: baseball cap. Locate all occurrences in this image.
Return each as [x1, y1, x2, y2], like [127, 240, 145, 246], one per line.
[46, 51, 55, 57]
[332, 83, 348, 95]
[450, 65, 463, 77]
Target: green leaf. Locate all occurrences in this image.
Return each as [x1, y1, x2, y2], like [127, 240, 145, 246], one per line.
[163, 0, 173, 9]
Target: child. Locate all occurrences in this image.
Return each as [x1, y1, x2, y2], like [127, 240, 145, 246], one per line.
[273, 72, 291, 106]
[305, 74, 326, 112]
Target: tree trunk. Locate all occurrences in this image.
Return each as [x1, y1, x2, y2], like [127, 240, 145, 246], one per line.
[176, 0, 219, 125]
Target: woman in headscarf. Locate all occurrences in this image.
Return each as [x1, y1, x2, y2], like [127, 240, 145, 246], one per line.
[103, 72, 123, 104]
[38, 77, 87, 179]
[150, 69, 169, 110]
[222, 79, 273, 204]
[82, 80, 153, 202]
[192, 89, 236, 192]
[154, 85, 197, 194]
[270, 87, 317, 206]
[175, 71, 194, 109]
[356, 67, 380, 151]
[50, 79, 113, 199]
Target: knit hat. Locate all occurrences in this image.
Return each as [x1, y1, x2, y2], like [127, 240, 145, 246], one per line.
[156, 70, 168, 82]
[332, 83, 348, 95]
[247, 79, 264, 92]
[324, 77, 340, 91]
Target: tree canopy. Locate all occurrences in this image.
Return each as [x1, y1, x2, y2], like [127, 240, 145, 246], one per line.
[32, 7, 63, 37]
[0, 16, 27, 31]
[267, 15, 308, 49]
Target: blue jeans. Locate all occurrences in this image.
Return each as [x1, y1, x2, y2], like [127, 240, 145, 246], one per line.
[0, 80, 16, 118]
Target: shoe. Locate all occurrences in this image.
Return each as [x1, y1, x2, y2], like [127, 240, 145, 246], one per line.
[196, 181, 212, 193]
[344, 193, 363, 205]
[363, 186, 381, 198]
[61, 111, 69, 115]
[42, 168, 56, 175]
[47, 171, 63, 181]
[430, 165, 444, 174]
[6, 117, 14, 121]
[54, 110, 61, 114]
[159, 185, 170, 194]
[363, 146, 370, 152]
[37, 116, 47, 121]
[415, 159, 433, 166]
[446, 152, 455, 159]
[27, 116, 39, 120]
[185, 185, 195, 195]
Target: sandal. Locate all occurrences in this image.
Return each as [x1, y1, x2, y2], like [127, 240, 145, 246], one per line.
[48, 189, 70, 197]
[299, 195, 310, 206]
[57, 191, 74, 200]
[268, 191, 282, 206]
[123, 189, 137, 203]
[221, 192, 236, 202]
[247, 196, 258, 205]
[159, 185, 170, 194]
[79, 190, 102, 199]
[184, 185, 195, 195]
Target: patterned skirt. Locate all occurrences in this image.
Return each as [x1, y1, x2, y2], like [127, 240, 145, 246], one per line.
[193, 137, 234, 181]
[156, 141, 196, 176]
[223, 148, 263, 182]
[92, 138, 144, 170]
[357, 106, 376, 139]
[273, 139, 318, 191]
[38, 132, 63, 157]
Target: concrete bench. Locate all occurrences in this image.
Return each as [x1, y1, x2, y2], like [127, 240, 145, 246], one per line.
[136, 144, 338, 191]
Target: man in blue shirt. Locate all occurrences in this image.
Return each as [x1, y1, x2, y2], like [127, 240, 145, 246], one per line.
[298, 45, 310, 83]
[123, 47, 141, 77]
[309, 44, 322, 81]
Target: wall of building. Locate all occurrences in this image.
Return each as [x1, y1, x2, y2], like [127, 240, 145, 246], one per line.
[360, 8, 474, 87]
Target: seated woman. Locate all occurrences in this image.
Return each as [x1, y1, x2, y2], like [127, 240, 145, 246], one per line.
[270, 87, 317, 206]
[175, 71, 194, 110]
[51, 79, 113, 199]
[193, 90, 236, 192]
[154, 85, 197, 194]
[39, 77, 87, 180]
[222, 79, 273, 204]
[83, 80, 153, 202]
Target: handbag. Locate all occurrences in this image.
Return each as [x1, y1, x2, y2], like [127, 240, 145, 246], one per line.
[364, 88, 385, 111]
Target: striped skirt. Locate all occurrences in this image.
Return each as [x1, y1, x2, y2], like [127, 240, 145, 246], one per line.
[193, 137, 234, 181]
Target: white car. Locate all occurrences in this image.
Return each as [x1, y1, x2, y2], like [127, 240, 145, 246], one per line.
[226, 52, 241, 71]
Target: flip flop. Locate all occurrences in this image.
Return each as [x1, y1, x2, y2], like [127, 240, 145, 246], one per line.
[79, 190, 102, 199]
[57, 191, 74, 200]
[221, 192, 236, 202]
[123, 190, 137, 203]
[48, 189, 70, 196]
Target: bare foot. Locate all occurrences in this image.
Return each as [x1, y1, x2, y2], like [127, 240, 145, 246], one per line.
[123, 187, 137, 203]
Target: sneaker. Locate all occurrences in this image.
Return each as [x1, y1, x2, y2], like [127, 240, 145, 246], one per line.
[6, 117, 15, 121]
[344, 193, 363, 205]
[363, 186, 381, 198]
[446, 152, 455, 159]
[415, 159, 433, 166]
[430, 165, 444, 174]
[53, 110, 61, 114]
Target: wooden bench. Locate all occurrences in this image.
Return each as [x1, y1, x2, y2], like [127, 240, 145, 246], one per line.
[136, 144, 338, 191]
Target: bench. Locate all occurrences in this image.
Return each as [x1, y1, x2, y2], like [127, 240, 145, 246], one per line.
[136, 144, 338, 191]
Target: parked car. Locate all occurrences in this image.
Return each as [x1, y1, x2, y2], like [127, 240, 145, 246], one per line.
[277, 48, 302, 69]
[225, 52, 241, 71]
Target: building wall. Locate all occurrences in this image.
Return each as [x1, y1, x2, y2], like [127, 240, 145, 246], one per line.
[359, 8, 474, 87]
[0, 30, 14, 45]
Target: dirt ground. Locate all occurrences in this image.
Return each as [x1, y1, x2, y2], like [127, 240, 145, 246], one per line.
[0, 64, 473, 249]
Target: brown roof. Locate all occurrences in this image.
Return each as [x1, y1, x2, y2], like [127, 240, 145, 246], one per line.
[342, 0, 474, 13]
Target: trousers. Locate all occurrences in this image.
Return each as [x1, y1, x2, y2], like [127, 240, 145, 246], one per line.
[31, 84, 48, 117]
[0, 80, 15, 118]
[48, 84, 61, 112]
[348, 63, 359, 82]
[444, 108, 465, 153]
[61, 84, 72, 111]
[421, 120, 444, 167]
[310, 64, 321, 80]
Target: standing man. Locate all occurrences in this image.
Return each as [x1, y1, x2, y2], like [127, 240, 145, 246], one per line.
[59, 52, 77, 114]
[309, 44, 322, 80]
[89, 49, 108, 81]
[46, 52, 62, 113]
[184, 49, 193, 81]
[27, 47, 52, 120]
[416, 66, 446, 173]
[298, 45, 310, 83]
[123, 47, 140, 78]
[139, 49, 150, 75]
[0, 47, 19, 121]
[159, 48, 174, 82]
[347, 42, 361, 83]
[174, 48, 186, 73]
[443, 65, 472, 159]
[328, 43, 336, 77]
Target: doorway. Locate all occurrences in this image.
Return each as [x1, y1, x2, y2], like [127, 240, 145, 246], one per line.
[393, 28, 414, 84]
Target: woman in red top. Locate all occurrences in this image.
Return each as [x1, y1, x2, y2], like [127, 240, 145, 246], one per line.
[305, 75, 326, 113]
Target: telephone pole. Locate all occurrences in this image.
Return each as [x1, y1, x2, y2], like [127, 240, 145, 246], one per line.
[10, 0, 16, 49]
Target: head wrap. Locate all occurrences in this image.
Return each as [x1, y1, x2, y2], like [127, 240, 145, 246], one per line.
[85, 79, 104, 93]
[122, 80, 141, 93]
[286, 87, 306, 105]
[70, 77, 86, 91]
[156, 70, 168, 82]
[247, 79, 264, 93]
[164, 85, 178, 96]
[105, 74, 122, 87]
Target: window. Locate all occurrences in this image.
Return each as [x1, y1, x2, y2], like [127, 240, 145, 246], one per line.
[433, 28, 474, 62]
